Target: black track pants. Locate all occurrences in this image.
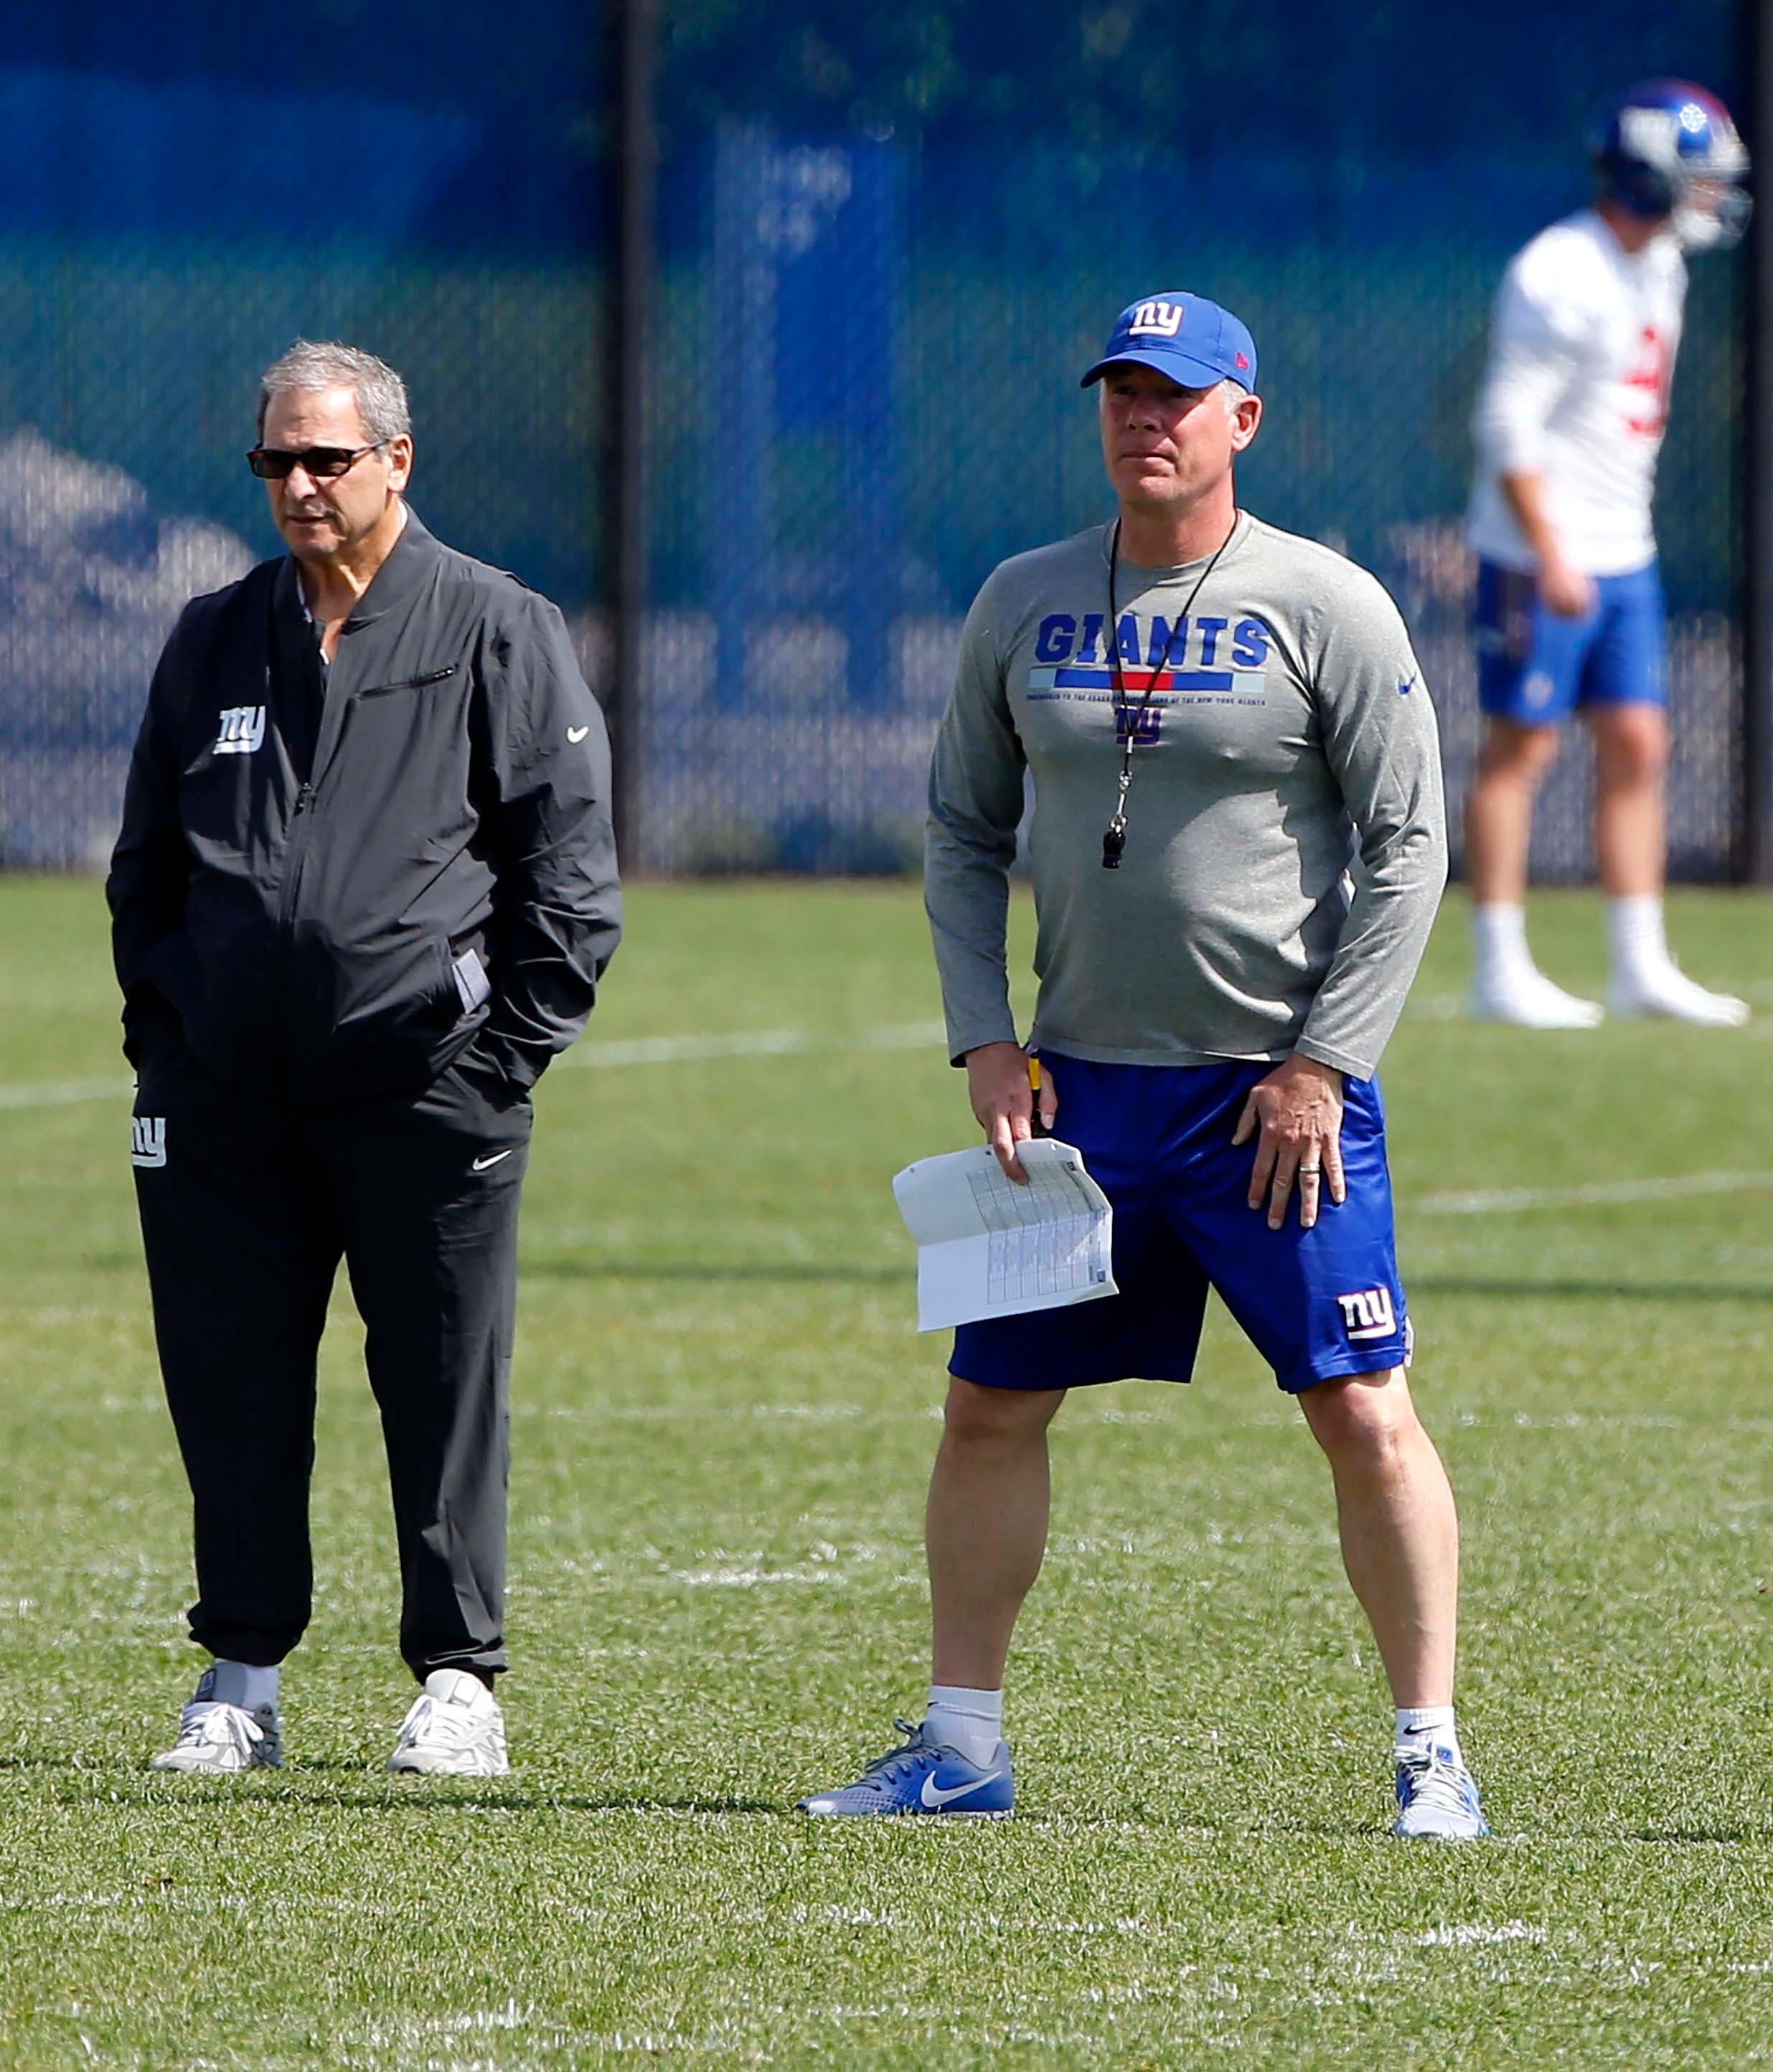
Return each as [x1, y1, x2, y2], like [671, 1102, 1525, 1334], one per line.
[130, 1042, 532, 1680]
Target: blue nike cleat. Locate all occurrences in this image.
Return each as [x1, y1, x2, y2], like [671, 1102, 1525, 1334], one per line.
[1391, 1740, 1491, 1840]
[798, 1718, 1015, 1818]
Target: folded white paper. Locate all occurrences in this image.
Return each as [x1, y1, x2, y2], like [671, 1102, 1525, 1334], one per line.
[890, 1138, 1118, 1332]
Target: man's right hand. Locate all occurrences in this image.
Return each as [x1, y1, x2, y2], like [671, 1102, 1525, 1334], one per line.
[1535, 551, 1596, 619]
[1497, 471, 1594, 621]
[965, 1041, 1058, 1184]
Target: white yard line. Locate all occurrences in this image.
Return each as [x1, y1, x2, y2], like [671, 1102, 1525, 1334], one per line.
[555, 1019, 945, 1069]
[0, 1075, 132, 1111]
[3, 1025, 1767, 1224]
[1409, 980, 1773, 1021]
[0, 1021, 949, 1110]
[1415, 1170, 1773, 1216]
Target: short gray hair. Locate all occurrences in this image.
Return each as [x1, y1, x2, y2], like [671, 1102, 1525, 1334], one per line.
[257, 339, 411, 444]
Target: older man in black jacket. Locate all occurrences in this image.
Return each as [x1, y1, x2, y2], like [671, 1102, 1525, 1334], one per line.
[108, 339, 622, 1776]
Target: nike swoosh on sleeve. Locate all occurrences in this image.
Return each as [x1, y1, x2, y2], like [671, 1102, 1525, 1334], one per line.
[567, 724, 591, 742]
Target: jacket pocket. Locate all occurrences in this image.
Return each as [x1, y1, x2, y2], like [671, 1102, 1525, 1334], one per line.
[359, 665, 458, 700]
[122, 988, 183, 1069]
[449, 945, 492, 1016]
[428, 937, 461, 1019]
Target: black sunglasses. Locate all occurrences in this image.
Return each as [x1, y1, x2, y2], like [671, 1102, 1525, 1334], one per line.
[247, 441, 387, 481]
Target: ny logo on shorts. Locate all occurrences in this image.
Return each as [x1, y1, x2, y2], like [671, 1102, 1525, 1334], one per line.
[1128, 300, 1185, 338]
[214, 705, 267, 756]
[1337, 1285, 1396, 1341]
[131, 1117, 167, 1169]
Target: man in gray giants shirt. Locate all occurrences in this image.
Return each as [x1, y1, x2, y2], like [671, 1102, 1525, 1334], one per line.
[799, 291, 1487, 1839]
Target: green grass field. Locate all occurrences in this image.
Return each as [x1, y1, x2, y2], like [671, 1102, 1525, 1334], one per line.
[2, 874, 1772, 2069]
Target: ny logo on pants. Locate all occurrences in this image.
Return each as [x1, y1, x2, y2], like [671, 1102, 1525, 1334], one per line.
[131, 1117, 167, 1168]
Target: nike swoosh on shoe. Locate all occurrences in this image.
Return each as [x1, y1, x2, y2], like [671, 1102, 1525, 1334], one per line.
[920, 1769, 1005, 1809]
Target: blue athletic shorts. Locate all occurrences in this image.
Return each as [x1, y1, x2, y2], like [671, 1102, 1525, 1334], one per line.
[1473, 558, 1666, 723]
[949, 1055, 1411, 1396]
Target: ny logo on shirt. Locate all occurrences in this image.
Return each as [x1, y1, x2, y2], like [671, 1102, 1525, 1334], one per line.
[130, 1117, 166, 1169]
[214, 705, 267, 756]
[1114, 703, 1163, 746]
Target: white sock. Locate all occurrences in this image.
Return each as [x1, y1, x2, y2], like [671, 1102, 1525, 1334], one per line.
[1471, 902, 1534, 988]
[1607, 894, 1670, 986]
[925, 1684, 1003, 1766]
[1396, 1705, 1460, 1761]
[209, 1661, 280, 1712]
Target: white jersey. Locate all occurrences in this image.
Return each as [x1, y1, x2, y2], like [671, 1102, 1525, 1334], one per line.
[1467, 210, 1685, 576]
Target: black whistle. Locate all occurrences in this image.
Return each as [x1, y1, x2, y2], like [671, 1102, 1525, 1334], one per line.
[1101, 826, 1126, 870]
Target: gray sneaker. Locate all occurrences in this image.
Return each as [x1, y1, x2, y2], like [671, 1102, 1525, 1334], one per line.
[151, 1670, 281, 1773]
[387, 1669, 509, 1776]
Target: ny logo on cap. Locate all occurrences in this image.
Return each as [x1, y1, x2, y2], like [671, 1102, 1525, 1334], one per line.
[1128, 300, 1185, 338]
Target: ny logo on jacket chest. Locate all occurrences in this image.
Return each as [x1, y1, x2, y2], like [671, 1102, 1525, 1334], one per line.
[213, 705, 267, 756]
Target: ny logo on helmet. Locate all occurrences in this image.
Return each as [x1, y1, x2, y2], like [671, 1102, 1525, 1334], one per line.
[1128, 301, 1185, 337]
[1618, 107, 1683, 169]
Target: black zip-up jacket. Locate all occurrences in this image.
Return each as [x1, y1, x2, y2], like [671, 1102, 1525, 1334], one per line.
[107, 510, 623, 1102]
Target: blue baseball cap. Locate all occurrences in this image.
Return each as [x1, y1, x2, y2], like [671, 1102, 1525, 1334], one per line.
[1081, 291, 1259, 394]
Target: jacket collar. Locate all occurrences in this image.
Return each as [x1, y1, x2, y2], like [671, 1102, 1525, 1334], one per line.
[273, 504, 445, 632]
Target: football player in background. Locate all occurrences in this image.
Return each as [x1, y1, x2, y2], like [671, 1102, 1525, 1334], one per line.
[1465, 82, 1751, 1026]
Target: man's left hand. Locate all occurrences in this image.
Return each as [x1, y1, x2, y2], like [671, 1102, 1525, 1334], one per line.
[1232, 1054, 1347, 1231]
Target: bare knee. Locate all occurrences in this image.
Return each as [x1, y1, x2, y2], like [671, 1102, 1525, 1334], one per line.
[942, 1377, 1065, 1448]
[1591, 705, 1668, 789]
[1477, 718, 1561, 788]
[1298, 1369, 1420, 1470]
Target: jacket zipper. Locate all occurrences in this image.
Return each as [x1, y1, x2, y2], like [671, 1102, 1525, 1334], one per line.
[275, 781, 316, 932]
[268, 777, 318, 1074]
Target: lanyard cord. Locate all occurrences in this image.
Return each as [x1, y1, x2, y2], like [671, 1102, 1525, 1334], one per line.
[1102, 512, 1238, 869]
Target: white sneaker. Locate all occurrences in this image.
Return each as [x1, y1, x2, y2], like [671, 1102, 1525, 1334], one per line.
[387, 1669, 509, 1776]
[1391, 1740, 1490, 1841]
[1609, 965, 1749, 1027]
[1469, 969, 1605, 1029]
[151, 1671, 281, 1773]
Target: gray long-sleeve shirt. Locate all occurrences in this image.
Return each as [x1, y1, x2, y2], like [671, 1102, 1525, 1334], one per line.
[925, 514, 1447, 1081]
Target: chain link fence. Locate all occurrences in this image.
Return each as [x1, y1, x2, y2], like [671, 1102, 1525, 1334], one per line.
[0, 4, 1746, 878]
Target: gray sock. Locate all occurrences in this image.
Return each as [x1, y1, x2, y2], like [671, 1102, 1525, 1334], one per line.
[208, 1660, 280, 1712]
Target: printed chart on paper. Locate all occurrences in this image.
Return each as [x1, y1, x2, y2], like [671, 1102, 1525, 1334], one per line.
[966, 1158, 1111, 1305]
[890, 1138, 1118, 1331]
